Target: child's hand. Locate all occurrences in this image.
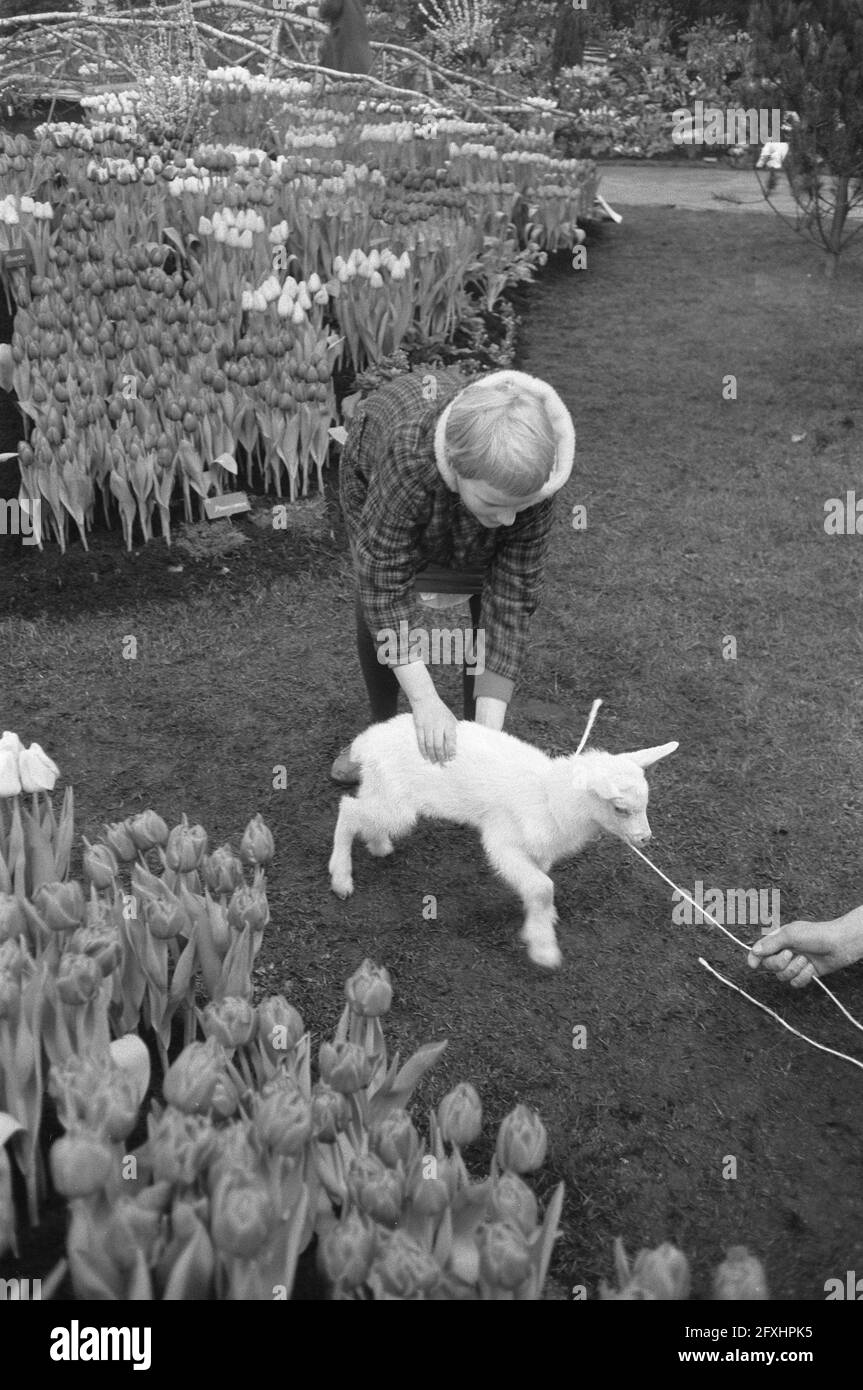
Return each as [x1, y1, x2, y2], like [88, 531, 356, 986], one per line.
[747, 915, 863, 988]
[411, 693, 458, 765]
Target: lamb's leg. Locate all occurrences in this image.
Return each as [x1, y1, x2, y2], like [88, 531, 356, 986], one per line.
[329, 796, 361, 898]
[481, 836, 562, 969]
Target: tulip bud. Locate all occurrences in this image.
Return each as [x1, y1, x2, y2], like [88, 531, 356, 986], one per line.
[344, 958, 392, 1017]
[712, 1246, 768, 1301]
[490, 1170, 538, 1236]
[347, 1154, 404, 1228]
[438, 1082, 482, 1148]
[310, 1082, 350, 1142]
[630, 1243, 691, 1300]
[239, 814, 274, 867]
[0, 746, 22, 796]
[408, 1167, 450, 1218]
[0, 893, 26, 942]
[254, 1083, 312, 1156]
[162, 1037, 227, 1114]
[201, 845, 245, 895]
[83, 840, 119, 890]
[202, 996, 257, 1049]
[226, 882, 269, 936]
[210, 1173, 273, 1259]
[125, 810, 169, 852]
[478, 1219, 531, 1291]
[372, 1229, 440, 1298]
[50, 1132, 114, 1199]
[103, 821, 138, 862]
[143, 896, 187, 941]
[210, 1071, 241, 1120]
[319, 1040, 372, 1095]
[165, 816, 207, 872]
[69, 923, 123, 976]
[18, 741, 60, 792]
[319, 1209, 376, 1289]
[257, 995, 305, 1062]
[57, 951, 102, 1005]
[34, 880, 85, 932]
[495, 1105, 547, 1174]
[149, 1109, 216, 1186]
[369, 1109, 420, 1170]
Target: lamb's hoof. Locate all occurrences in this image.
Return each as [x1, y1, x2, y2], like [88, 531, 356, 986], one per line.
[525, 938, 562, 970]
[330, 874, 354, 899]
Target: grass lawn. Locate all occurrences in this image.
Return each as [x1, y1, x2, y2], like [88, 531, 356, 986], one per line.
[2, 205, 863, 1299]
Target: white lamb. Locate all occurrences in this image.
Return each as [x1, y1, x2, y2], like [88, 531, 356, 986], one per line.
[328, 715, 678, 969]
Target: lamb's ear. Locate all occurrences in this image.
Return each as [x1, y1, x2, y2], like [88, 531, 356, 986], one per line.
[587, 773, 623, 802]
[626, 741, 679, 769]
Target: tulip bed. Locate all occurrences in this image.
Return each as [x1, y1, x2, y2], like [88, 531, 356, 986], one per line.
[0, 68, 597, 552]
[0, 732, 573, 1300]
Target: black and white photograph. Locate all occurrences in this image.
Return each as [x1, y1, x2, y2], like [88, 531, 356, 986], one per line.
[0, 0, 862, 1355]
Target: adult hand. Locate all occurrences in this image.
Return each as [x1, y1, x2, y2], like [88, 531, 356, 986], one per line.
[747, 911, 863, 988]
[411, 692, 458, 765]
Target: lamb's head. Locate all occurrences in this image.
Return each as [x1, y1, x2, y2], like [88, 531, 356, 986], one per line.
[580, 742, 678, 847]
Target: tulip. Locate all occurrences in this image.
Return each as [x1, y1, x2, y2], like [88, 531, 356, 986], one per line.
[408, 1167, 450, 1219]
[478, 1219, 531, 1291]
[125, 811, 169, 852]
[50, 1132, 114, 1199]
[201, 845, 245, 895]
[83, 839, 119, 890]
[143, 896, 187, 941]
[344, 958, 392, 1017]
[372, 1230, 440, 1298]
[319, 1209, 376, 1289]
[438, 1082, 482, 1148]
[210, 1172, 273, 1259]
[0, 894, 26, 941]
[347, 1154, 404, 1228]
[202, 996, 257, 1049]
[257, 994, 305, 1061]
[165, 816, 207, 872]
[149, 1109, 216, 1187]
[103, 821, 138, 862]
[18, 741, 60, 792]
[57, 951, 102, 1005]
[629, 1242, 691, 1300]
[210, 1071, 241, 1120]
[369, 1110, 420, 1170]
[310, 1082, 350, 1142]
[0, 746, 22, 797]
[69, 922, 123, 976]
[319, 1040, 371, 1095]
[239, 814, 274, 866]
[226, 883, 269, 936]
[712, 1246, 768, 1301]
[490, 1170, 538, 1236]
[254, 1083, 312, 1156]
[495, 1105, 547, 1174]
[162, 1037, 227, 1114]
[32, 878, 83, 934]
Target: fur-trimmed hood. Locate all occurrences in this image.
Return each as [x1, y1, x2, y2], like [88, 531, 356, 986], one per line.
[432, 369, 575, 501]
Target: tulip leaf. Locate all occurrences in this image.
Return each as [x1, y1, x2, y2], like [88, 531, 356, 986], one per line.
[535, 1182, 565, 1293]
[0, 1112, 24, 1148]
[390, 1039, 448, 1100]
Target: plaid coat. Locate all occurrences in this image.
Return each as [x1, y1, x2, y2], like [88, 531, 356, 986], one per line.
[339, 369, 557, 705]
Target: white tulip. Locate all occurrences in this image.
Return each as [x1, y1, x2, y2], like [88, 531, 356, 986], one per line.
[18, 742, 60, 793]
[239, 229, 253, 250]
[0, 749, 22, 798]
[307, 272, 321, 293]
[198, 216, 214, 235]
[291, 302, 306, 325]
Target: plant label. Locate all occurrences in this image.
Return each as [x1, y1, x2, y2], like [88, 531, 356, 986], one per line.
[205, 491, 250, 521]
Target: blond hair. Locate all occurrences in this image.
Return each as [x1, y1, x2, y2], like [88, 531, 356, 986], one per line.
[444, 378, 557, 498]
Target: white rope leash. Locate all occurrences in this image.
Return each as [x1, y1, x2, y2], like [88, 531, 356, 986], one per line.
[574, 698, 603, 758]
[626, 841, 863, 1072]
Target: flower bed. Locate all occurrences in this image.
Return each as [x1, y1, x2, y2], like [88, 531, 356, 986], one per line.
[0, 68, 597, 552]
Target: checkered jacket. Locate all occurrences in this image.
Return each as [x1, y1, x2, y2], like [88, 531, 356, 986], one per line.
[339, 368, 556, 704]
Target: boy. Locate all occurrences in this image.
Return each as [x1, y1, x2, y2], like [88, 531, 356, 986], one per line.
[332, 366, 575, 783]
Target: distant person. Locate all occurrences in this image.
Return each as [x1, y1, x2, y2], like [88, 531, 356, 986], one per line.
[319, 0, 373, 76]
[748, 908, 863, 988]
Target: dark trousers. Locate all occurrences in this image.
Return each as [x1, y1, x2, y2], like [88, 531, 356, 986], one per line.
[355, 593, 483, 722]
